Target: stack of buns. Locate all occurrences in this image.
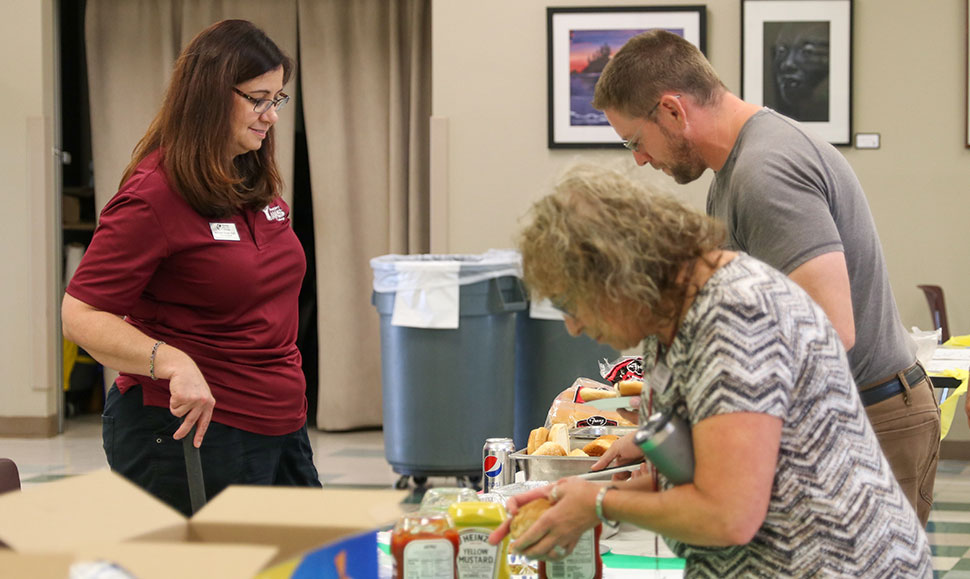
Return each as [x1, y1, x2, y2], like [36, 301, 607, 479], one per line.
[525, 426, 621, 458]
[528, 423, 570, 456]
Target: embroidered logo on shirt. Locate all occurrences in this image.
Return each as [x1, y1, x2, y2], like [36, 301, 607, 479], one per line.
[262, 205, 286, 222]
[209, 222, 240, 241]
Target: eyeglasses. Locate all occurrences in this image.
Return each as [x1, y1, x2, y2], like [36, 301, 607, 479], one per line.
[550, 295, 576, 319]
[232, 87, 290, 114]
[621, 95, 680, 153]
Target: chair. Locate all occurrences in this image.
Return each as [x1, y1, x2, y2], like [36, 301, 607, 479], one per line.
[0, 458, 21, 494]
[917, 284, 950, 343]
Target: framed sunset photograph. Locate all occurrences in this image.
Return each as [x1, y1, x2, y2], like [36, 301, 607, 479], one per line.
[546, 6, 707, 148]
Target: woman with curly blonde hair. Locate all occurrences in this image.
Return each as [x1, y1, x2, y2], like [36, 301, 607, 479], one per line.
[491, 165, 931, 577]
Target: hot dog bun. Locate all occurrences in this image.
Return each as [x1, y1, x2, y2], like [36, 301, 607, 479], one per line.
[510, 498, 553, 540]
[579, 386, 619, 401]
[617, 380, 643, 397]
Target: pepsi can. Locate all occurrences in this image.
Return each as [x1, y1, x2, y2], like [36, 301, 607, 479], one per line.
[482, 437, 515, 492]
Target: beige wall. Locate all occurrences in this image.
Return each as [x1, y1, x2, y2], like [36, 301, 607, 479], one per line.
[0, 0, 59, 430]
[2, 0, 967, 429]
[432, 0, 970, 337]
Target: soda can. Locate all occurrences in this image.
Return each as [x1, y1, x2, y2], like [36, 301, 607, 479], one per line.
[482, 437, 516, 492]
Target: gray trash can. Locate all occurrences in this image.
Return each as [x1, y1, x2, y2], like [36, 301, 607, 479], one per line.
[513, 311, 619, 450]
[370, 251, 525, 487]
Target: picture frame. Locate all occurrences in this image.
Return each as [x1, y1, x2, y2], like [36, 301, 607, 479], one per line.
[547, 6, 707, 149]
[741, 0, 853, 145]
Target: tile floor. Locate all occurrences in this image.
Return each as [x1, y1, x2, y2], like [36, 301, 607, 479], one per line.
[4, 413, 970, 577]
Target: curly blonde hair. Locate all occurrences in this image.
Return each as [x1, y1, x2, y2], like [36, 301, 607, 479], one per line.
[519, 165, 724, 324]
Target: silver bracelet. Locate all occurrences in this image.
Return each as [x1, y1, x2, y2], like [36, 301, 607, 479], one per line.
[150, 340, 165, 380]
[595, 485, 620, 529]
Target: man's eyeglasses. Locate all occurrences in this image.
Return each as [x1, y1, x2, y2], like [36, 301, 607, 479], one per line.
[621, 95, 680, 153]
[233, 87, 290, 114]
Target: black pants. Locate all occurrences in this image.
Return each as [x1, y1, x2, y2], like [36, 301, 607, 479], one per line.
[102, 384, 321, 516]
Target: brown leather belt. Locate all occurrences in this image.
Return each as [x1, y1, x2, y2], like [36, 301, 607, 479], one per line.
[859, 364, 926, 407]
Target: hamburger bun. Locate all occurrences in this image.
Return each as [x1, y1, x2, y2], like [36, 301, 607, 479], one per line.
[582, 434, 619, 457]
[579, 386, 620, 401]
[527, 427, 550, 454]
[533, 441, 567, 456]
[510, 498, 553, 540]
[567, 448, 589, 457]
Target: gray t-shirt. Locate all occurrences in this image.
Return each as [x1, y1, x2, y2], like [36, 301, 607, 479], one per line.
[651, 254, 930, 577]
[707, 109, 915, 386]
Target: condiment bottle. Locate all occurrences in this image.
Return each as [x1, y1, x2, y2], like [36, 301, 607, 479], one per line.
[420, 487, 479, 514]
[391, 511, 459, 579]
[448, 501, 512, 579]
[538, 523, 603, 579]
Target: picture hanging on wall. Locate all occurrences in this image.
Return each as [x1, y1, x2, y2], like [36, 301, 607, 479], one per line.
[741, 0, 853, 145]
[546, 6, 707, 148]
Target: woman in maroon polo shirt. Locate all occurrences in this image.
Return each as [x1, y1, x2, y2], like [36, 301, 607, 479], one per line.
[61, 19, 321, 515]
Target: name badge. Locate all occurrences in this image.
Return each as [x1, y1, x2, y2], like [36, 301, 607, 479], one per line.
[647, 363, 672, 395]
[209, 222, 240, 241]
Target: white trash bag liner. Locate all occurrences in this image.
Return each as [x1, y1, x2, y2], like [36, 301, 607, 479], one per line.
[371, 249, 522, 329]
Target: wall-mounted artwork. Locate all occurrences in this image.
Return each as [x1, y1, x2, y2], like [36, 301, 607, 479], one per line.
[742, 0, 853, 145]
[547, 6, 707, 148]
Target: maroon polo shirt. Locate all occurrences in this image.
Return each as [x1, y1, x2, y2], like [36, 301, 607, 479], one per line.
[66, 150, 307, 435]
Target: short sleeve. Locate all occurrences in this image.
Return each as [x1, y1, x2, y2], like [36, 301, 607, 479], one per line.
[65, 193, 170, 315]
[731, 155, 844, 274]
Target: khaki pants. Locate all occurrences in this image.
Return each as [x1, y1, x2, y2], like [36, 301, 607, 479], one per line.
[864, 369, 941, 527]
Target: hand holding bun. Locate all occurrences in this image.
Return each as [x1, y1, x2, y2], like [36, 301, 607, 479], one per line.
[510, 497, 552, 540]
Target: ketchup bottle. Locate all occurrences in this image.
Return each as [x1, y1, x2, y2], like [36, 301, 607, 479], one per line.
[390, 512, 460, 578]
[538, 523, 603, 579]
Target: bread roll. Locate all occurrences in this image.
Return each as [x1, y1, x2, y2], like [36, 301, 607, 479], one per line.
[567, 448, 589, 457]
[579, 386, 619, 401]
[533, 441, 567, 456]
[527, 427, 549, 455]
[582, 434, 619, 457]
[548, 423, 569, 452]
[617, 380, 643, 397]
[510, 498, 552, 540]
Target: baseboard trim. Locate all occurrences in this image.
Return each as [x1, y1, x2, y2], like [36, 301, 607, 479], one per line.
[941, 439, 970, 461]
[0, 415, 58, 438]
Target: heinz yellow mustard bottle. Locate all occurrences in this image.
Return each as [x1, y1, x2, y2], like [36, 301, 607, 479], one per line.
[447, 501, 511, 579]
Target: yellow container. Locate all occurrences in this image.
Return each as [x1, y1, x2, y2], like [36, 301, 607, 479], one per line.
[447, 501, 511, 579]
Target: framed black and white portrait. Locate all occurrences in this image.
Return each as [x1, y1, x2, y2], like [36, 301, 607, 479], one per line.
[742, 0, 853, 145]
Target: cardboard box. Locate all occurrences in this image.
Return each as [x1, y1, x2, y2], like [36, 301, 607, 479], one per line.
[0, 469, 408, 577]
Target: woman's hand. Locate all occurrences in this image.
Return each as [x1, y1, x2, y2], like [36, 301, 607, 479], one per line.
[590, 432, 642, 481]
[488, 479, 600, 561]
[161, 346, 216, 448]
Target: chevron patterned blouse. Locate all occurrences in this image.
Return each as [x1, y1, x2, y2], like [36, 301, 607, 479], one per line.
[649, 254, 931, 577]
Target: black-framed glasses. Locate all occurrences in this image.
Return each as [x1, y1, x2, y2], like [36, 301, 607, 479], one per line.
[621, 94, 680, 153]
[232, 87, 290, 114]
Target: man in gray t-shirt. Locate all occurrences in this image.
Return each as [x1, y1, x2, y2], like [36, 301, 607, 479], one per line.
[592, 29, 940, 525]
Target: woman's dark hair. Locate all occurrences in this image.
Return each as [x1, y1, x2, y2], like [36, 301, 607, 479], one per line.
[121, 19, 294, 217]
